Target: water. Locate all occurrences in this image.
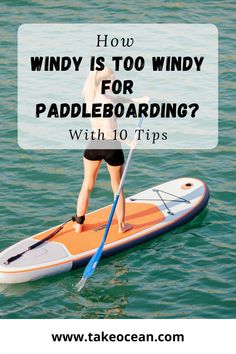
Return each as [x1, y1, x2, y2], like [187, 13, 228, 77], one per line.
[0, 0, 235, 319]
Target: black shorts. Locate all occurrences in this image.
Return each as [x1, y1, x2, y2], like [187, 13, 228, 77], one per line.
[84, 140, 124, 166]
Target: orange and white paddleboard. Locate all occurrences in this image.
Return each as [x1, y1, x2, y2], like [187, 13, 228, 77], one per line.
[0, 178, 209, 284]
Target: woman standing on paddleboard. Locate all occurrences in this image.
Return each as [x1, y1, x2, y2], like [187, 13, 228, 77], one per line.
[73, 68, 148, 234]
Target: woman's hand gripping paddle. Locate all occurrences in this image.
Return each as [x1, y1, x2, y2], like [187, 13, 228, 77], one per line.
[76, 115, 145, 292]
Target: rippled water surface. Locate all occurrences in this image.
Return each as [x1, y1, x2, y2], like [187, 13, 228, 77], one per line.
[0, 0, 235, 318]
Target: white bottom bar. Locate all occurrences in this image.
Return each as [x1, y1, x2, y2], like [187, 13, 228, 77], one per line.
[0, 319, 234, 354]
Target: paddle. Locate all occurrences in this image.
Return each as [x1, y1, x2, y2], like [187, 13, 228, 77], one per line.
[76, 115, 145, 291]
[4, 218, 71, 265]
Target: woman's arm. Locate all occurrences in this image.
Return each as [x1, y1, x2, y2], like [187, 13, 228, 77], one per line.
[105, 94, 150, 104]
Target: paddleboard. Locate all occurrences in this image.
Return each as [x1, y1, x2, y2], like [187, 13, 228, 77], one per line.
[0, 177, 209, 284]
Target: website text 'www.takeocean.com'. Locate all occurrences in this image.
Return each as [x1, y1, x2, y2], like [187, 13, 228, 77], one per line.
[51, 331, 184, 343]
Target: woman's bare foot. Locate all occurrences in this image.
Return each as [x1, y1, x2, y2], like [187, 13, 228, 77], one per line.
[73, 223, 83, 233]
[118, 223, 132, 233]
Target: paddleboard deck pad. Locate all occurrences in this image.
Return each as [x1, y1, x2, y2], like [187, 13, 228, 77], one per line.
[0, 178, 209, 284]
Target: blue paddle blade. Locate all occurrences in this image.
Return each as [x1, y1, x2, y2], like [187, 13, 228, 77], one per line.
[76, 239, 105, 292]
[83, 247, 103, 279]
[76, 195, 120, 291]
[76, 277, 87, 292]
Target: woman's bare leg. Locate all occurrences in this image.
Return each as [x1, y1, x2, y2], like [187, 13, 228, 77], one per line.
[73, 157, 102, 233]
[106, 163, 132, 233]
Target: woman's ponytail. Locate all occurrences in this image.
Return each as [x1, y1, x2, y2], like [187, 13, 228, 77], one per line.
[82, 70, 98, 105]
[82, 67, 113, 106]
